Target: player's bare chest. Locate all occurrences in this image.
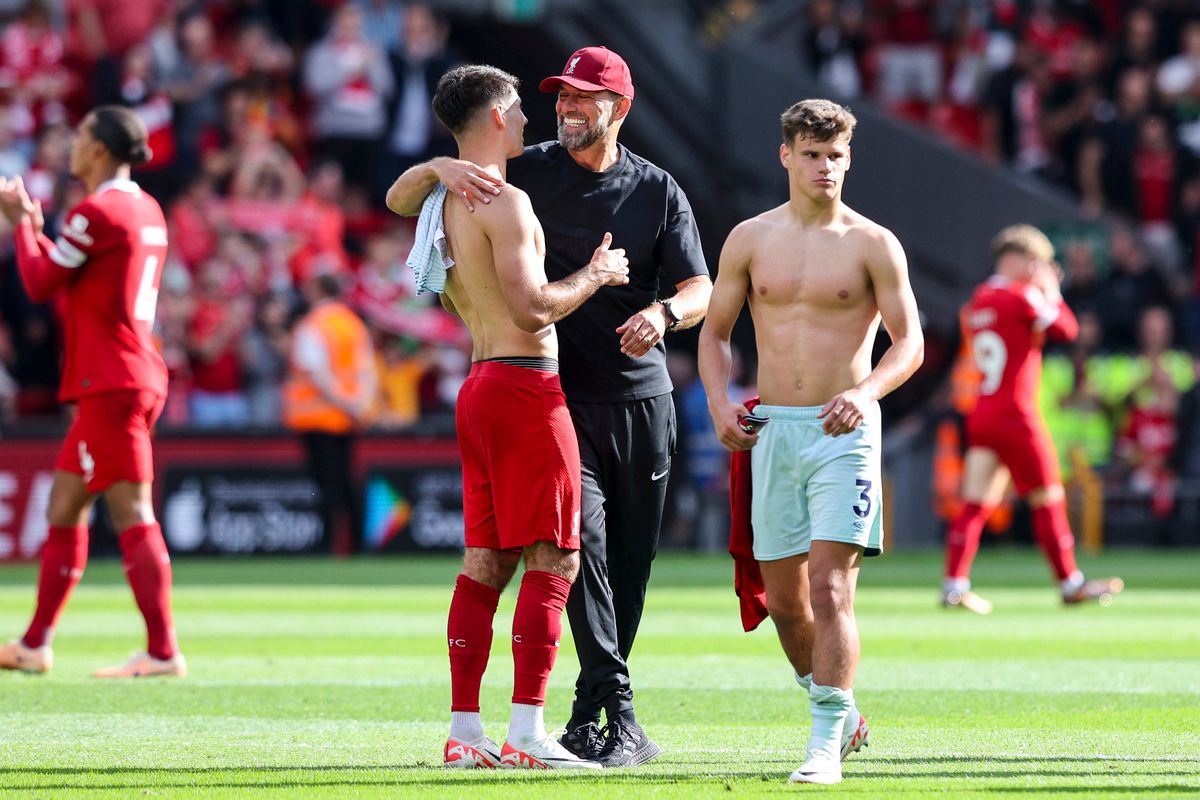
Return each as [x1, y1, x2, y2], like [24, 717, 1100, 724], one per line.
[748, 237, 869, 309]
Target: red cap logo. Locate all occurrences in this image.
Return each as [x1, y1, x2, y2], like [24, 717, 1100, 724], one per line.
[539, 46, 635, 99]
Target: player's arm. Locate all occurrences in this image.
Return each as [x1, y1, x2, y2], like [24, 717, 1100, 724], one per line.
[698, 220, 758, 452]
[482, 190, 628, 332]
[351, 330, 379, 423]
[617, 181, 713, 356]
[663, 275, 712, 331]
[861, 227, 924, 398]
[0, 176, 70, 303]
[384, 157, 505, 216]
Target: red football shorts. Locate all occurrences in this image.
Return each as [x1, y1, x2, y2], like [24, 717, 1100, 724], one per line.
[456, 362, 581, 551]
[55, 390, 165, 493]
[965, 411, 1062, 495]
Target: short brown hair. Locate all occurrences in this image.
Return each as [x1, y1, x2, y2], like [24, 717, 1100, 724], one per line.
[433, 65, 520, 135]
[991, 224, 1054, 262]
[781, 99, 856, 145]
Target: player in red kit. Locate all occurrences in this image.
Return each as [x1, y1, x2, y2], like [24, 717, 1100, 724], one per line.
[942, 225, 1123, 613]
[0, 106, 185, 678]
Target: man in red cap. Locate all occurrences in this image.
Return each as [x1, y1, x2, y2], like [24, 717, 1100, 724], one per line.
[387, 47, 713, 768]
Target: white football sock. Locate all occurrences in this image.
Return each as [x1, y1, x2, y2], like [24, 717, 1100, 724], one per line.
[507, 703, 545, 745]
[807, 683, 854, 762]
[449, 711, 483, 741]
[795, 671, 812, 690]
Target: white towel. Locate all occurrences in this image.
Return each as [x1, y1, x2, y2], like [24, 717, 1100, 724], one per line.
[405, 183, 454, 295]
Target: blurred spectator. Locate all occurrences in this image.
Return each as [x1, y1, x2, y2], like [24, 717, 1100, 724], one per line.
[187, 256, 254, 428]
[0, 106, 30, 177]
[1093, 226, 1174, 351]
[0, 0, 69, 137]
[981, 41, 1053, 172]
[1114, 310, 1183, 519]
[349, 225, 418, 326]
[1176, 173, 1200, 347]
[1086, 66, 1158, 218]
[1021, 0, 1086, 81]
[1041, 309, 1113, 473]
[165, 12, 230, 177]
[229, 129, 305, 201]
[1170, 350, 1200, 479]
[355, 0, 406, 56]
[1060, 238, 1101, 317]
[303, 3, 393, 193]
[155, 259, 194, 427]
[167, 173, 220, 270]
[1157, 20, 1200, 105]
[1115, 373, 1177, 519]
[283, 271, 376, 554]
[241, 291, 292, 427]
[68, 0, 169, 62]
[5, 305, 59, 416]
[1131, 114, 1187, 271]
[800, 0, 865, 99]
[419, 341, 470, 415]
[228, 17, 294, 81]
[935, 2, 989, 150]
[1105, 5, 1161, 92]
[1040, 36, 1105, 192]
[372, 333, 427, 429]
[874, 0, 942, 109]
[290, 161, 349, 282]
[378, 4, 456, 201]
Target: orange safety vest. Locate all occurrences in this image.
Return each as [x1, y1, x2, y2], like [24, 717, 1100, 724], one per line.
[283, 301, 372, 434]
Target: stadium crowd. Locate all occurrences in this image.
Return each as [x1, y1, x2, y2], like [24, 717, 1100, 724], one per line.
[0, 0, 468, 432]
[6, 0, 1200, 539]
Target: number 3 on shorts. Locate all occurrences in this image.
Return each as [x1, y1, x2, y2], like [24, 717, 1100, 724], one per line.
[852, 479, 872, 518]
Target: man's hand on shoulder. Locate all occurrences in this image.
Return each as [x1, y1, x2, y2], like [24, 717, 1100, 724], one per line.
[818, 387, 871, 437]
[437, 158, 505, 212]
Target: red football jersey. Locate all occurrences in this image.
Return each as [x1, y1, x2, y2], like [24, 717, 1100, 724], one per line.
[961, 276, 1078, 420]
[26, 179, 169, 401]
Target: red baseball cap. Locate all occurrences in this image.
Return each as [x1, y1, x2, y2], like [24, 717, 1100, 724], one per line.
[539, 46, 635, 99]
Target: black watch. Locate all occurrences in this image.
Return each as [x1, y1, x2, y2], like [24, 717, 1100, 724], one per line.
[659, 298, 681, 331]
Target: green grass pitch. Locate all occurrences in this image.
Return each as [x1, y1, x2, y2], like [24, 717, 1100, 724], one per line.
[1, 549, 1197, 798]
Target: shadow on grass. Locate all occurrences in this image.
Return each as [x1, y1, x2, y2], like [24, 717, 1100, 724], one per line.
[868, 756, 1200, 764]
[1, 757, 1199, 792]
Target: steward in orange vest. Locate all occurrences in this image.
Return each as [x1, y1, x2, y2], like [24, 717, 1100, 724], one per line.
[283, 277, 376, 433]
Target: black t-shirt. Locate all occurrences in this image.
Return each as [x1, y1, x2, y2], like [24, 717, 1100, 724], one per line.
[507, 141, 708, 403]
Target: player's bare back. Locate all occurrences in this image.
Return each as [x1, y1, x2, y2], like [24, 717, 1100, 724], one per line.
[745, 204, 884, 406]
[442, 184, 557, 361]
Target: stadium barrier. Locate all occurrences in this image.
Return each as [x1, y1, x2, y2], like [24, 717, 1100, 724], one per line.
[0, 435, 463, 561]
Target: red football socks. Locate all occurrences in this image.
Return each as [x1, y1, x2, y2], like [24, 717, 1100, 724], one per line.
[118, 522, 178, 661]
[22, 526, 88, 649]
[944, 502, 989, 580]
[448, 574, 501, 712]
[511, 570, 571, 707]
[1031, 499, 1079, 581]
